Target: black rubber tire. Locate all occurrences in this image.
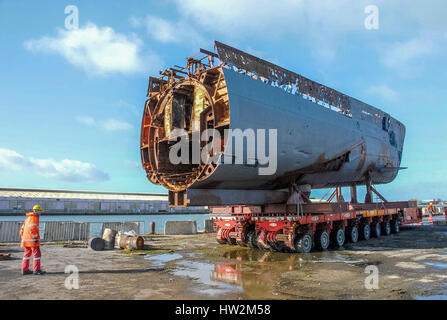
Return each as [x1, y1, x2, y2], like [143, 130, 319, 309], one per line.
[391, 220, 400, 234]
[277, 242, 293, 253]
[246, 230, 258, 249]
[360, 224, 371, 240]
[294, 233, 313, 253]
[331, 228, 345, 247]
[347, 226, 359, 243]
[216, 228, 227, 244]
[315, 230, 330, 251]
[267, 241, 280, 252]
[255, 234, 269, 250]
[227, 237, 237, 245]
[216, 238, 227, 244]
[381, 221, 391, 236]
[236, 230, 248, 247]
[371, 222, 381, 238]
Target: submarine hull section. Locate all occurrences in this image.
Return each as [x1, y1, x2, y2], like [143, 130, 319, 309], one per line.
[190, 68, 404, 190]
[140, 42, 406, 198]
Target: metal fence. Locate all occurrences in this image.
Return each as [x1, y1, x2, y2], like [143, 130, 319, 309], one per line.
[43, 222, 90, 241]
[101, 222, 141, 235]
[0, 221, 143, 243]
[0, 221, 22, 242]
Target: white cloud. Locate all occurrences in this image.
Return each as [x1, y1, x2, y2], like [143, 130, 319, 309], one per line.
[168, 0, 447, 65]
[129, 1, 361, 63]
[0, 148, 109, 183]
[380, 37, 435, 70]
[130, 15, 208, 47]
[173, 0, 447, 38]
[24, 22, 162, 75]
[382, 0, 447, 33]
[365, 85, 399, 102]
[173, 0, 362, 38]
[101, 119, 133, 131]
[0, 149, 29, 170]
[76, 116, 133, 132]
[75, 116, 95, 126]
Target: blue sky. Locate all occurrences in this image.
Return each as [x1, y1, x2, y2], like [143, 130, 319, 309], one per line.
[0, 0, 446, 200]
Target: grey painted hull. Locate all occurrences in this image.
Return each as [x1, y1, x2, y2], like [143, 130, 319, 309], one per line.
[191, 68, 405, 190]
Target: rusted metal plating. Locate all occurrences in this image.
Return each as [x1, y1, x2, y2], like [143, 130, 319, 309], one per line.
[215, 41, 352, 117]
[140, 46, 230, 193]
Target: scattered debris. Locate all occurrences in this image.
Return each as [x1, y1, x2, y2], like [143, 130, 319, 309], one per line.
[0, 253, 11, 260]
[63, 243, 88, 248]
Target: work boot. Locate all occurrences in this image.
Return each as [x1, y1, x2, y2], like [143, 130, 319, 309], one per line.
[22, 270, 33, 276]
[33, 270, 46, 275]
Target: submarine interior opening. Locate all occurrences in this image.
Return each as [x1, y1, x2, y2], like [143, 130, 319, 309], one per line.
[147, 76, 230, 191]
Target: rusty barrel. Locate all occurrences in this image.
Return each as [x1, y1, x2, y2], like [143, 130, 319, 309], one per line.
[88, 237, 105, 251]
[102, 228, 117, 250]
[119, 236, 144, 250]
[118, 237, 128, 249]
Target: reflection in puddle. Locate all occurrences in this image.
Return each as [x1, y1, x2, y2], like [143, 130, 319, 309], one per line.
[174, 260, 242, 296]
[216, 248, 366, 266]
[219, 248, 305, 263]
[349, 246, 391, 252]
[313, 252, 366, 264]
[144, 253, 182, 267]
[424, 261, 447, 269]
[172, 248, 369, 298]
[211, 262, 277, 298]
[414, 282, 447, 300]
[414, 295, 447, 300]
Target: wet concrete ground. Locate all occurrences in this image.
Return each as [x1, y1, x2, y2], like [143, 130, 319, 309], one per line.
[0, 225, 446, 300]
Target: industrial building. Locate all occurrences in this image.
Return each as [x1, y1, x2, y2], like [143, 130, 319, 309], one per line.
[0, 188, 207, 215]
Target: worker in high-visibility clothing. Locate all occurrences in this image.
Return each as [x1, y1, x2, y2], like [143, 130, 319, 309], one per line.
[427, 203, 435, 215]
[20, 205, 45, 275]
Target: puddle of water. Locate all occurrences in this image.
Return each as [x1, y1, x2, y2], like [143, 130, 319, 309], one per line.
[182, 248, 369, 297]
[217, 248, 296, 263]
[414, 294, 447, 300]
[424, 261, 447, 269]
[212, 247, 366, 266]
[349, 246, 392, 251]
[395, 262, 425, 269]
[174, 260, 242, 296]
[144, 253, 182, 267]
[313, 252, 366, 264]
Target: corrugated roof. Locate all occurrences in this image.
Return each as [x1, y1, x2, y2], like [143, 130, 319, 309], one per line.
[0, 188, 168, 202]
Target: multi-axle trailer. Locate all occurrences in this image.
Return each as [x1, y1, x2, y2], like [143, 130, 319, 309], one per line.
[212, 192, 421, 253]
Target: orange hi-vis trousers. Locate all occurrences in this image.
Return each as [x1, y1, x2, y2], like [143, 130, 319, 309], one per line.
[22, 247, 41, 271]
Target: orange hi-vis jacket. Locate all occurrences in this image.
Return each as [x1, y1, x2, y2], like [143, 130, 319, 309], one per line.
[20, 212, 40, 247]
